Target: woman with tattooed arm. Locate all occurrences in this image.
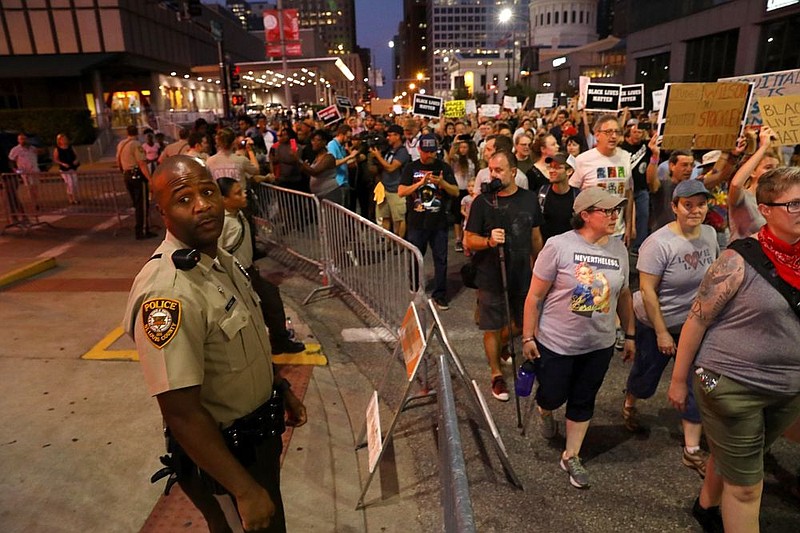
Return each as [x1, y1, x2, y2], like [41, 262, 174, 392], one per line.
[668, 167, 800, 533]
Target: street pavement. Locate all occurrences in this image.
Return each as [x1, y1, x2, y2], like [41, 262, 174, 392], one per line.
[0, 162, 798, 532]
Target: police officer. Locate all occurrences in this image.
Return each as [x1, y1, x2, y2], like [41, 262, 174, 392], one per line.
[123, 156, 306, 532]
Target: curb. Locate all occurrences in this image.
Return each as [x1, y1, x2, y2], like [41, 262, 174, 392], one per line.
[0, 257, 57, 289]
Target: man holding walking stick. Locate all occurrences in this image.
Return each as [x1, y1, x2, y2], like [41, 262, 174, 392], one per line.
[465, 150, 543, 402]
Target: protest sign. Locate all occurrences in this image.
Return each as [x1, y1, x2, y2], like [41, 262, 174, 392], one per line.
[502, 95, 518, 110]
[578, 76, 590, 109]
[479, 104, 500, 118]
[412, 94, 443, 118]
[759, 94, 800, 146]
[370, 99, 393, 116]
[720, 68, 800, 124]
[534, 92, 556, 109]
[620, 84, 644, 110]
[585, 83, 621, 112]
[444, 100, 466, 118]
[652, 89, 666, 112]
[659, 82, 753, 150]
[335, 95, 353, 109]
[317, 104, 342, 126]
[465, 99, 477, 114]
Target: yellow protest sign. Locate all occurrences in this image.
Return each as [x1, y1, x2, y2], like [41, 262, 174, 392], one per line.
[661, 82, 751, 150]
[444, 100, 466, 118]
[759, 94, 800, 146]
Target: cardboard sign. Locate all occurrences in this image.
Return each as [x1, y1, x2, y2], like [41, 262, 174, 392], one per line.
[412, 94, 443, 118]
[399, 303, 426, 381]
[759, 94, 800, 145]
[652, 89, 666, 112]
[534, 92, 555, 109]
[659, 82, 753, 150]
[585, 83, 621, 112]
[720, 68, 800, 124]
[502, 95, 518, 110]
[620, 84, 645, 110]
[317, 104, 342, 126]
[444, 100, 466, 118]
[479, 104, 500, 118]
[370, 99, 393, 116]
[465, 99, 477, 115]
[335, 95, 353, 109]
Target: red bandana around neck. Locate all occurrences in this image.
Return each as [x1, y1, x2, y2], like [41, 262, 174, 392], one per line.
[758, 225, 800, 290]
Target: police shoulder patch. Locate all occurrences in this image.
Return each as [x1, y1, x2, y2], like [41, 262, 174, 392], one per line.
[141, 298, 182, 349]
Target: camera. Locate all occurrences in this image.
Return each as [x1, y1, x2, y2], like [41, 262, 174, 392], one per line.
[480, 179, 503, 195]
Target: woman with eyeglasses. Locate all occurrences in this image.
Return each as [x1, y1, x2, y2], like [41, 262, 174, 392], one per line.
[521, 186, 635, 490]
[622, 180, 720, 478]
[668, 166, 800, 533]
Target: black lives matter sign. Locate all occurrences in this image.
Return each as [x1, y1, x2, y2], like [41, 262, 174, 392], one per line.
[585, 83, 621, 112]
[620, 84, 645, 110]
[412, 94, 443, 118]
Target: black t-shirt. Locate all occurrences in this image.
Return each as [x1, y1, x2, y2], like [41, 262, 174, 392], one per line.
[619, 140, 651, 192]
[538, 184, 579, 243]
[465, 188, 542, 294]
[525, 165, 549, 191]
[400, 158, 457, 231]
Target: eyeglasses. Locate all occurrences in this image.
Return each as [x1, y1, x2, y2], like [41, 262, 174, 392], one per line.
[762, 200, 800, 214]
[586, 207, 622, 217]
[597, 129, 622, 136]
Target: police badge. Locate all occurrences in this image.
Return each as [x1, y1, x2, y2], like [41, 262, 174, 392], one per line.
[142, 298, 182, 348]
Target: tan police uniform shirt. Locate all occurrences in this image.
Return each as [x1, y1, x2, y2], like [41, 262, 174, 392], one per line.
[116, 137, 145, 171]
[123, 232, 274, 427]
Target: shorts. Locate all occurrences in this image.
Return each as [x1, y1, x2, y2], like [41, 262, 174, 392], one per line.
[376, 191, 406, 222]
[477, 288, 523, 331]
[694, 371, 800, 486]
[535, 341, 615, 422]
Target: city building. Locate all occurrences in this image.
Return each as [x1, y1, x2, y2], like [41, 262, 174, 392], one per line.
[622, 0, 800, 96]
[428, 0, 530, 98]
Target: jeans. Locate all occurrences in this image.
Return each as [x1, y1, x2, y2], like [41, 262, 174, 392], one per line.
[406, 227, 448, 300]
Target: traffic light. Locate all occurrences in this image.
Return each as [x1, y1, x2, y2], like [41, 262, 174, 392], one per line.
[231, 95, 245, 106]
[186, 0, 202, 17]
[230, 65, 241, 90]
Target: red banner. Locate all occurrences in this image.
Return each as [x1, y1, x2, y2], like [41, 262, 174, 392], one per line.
[264, 9, 302, 58]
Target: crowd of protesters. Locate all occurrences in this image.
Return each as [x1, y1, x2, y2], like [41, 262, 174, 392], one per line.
[106, 100, 800, 532]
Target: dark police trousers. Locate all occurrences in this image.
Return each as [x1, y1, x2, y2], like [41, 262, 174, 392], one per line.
[124, 170, 149, 237]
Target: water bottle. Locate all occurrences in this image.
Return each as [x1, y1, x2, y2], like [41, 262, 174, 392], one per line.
[285, 317, 295, 340]
[515, 360, 536, 397]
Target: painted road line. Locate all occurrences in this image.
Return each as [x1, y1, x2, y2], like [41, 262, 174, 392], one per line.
[38, 215, 126, 259]
[0, 257, 57, 289]
[273, 343, 327, 366]
[82, 326, 139, 361]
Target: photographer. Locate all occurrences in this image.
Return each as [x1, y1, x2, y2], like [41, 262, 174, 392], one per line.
[465, 151, 543, 401]
[399, 134, 459, 310]
[371, 124, 410, 237]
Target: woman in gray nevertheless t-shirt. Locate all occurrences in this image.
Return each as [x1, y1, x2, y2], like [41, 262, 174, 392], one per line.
[623, 179, 720, 479]
[668, 167, 800, 532]
[522, 187, 635, 490]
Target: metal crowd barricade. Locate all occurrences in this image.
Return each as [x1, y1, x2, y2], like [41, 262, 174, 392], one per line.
[1, 171, 129, 234]
[320, 200, 424, 333]
[252, 183, 328, 271]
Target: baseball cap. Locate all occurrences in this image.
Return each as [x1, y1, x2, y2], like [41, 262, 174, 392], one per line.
[573, 187, 627, 214]
[386, 124, 404, 135]
[545, 153, 573, 168]
[672, 179, 714, 200]
[419, 133, 438, 152]
[699, 150, 721, 167]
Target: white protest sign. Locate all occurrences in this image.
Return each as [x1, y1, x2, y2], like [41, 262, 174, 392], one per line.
[534, 92, 556, 109]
